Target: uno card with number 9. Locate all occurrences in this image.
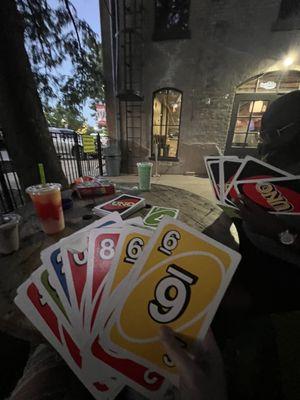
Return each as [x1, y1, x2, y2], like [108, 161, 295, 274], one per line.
[104, 217, 241, 382]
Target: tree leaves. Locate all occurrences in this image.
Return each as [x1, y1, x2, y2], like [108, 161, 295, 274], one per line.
[17, 0, 104, 109]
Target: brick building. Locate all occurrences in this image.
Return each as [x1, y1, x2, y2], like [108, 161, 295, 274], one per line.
[99, 0, 300, 175]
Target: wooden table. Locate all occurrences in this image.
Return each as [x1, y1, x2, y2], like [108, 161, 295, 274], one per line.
[0, 183, 237, 342]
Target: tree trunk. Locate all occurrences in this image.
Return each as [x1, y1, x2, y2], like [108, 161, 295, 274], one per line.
[0, 0, 67, 192]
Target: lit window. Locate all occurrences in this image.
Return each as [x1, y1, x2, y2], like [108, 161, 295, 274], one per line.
[152, 88, 182, 160]
[225, 70, 300, 155]
[153, 0, 191, 41]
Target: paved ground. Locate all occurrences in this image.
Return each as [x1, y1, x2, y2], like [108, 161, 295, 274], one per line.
[108, 174, 215, 202]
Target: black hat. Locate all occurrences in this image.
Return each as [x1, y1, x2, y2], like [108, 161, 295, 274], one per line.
[260, 90, 300, 145]
[259, 90, 300, 169]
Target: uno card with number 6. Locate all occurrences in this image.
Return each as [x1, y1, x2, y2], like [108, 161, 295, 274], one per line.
[93, 226, 153, 335]
[104, 217, 241, 383]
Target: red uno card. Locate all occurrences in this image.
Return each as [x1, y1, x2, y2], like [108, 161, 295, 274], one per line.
[85, 228, 122, 333]
[93, 194, 145, 218]
[235, 176, 300, 214]
[14, 280, 122, 399]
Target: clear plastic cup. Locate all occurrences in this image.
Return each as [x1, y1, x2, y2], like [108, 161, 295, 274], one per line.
[0, 214, 21, 254]
[26, 183, 65, 235]
[137, 162, 153, 191]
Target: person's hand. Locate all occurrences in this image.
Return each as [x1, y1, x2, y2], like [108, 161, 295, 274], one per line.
[160, 326, 227, 400]
[235, 195, 287, 238]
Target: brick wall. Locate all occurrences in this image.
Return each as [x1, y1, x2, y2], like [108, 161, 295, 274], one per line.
[103, 0, 300, 174]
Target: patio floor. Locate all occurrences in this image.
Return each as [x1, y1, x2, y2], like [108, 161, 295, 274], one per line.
[108, 174, 215, 202]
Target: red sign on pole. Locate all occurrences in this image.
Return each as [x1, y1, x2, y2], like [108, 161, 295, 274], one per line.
[96, 103, 107, 127]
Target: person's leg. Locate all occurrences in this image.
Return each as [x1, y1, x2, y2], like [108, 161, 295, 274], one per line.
[9, 344, 93, 400]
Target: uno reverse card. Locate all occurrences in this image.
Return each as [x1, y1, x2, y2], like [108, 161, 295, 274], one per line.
[235, 176, 300, 215]
[104, 217, 241, 382]
[143, 206, 179, 229]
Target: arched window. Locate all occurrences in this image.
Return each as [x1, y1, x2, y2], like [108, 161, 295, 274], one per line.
[151, 88, 182, 160]
[225, 70, 300, 157]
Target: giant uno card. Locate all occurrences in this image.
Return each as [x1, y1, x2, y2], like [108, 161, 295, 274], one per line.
[226, 156, 292, 202]
[235, 176, 300, 214]
[104, 217, 241, 382]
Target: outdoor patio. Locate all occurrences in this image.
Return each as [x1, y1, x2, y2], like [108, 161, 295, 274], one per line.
[108, 174, 215, 202]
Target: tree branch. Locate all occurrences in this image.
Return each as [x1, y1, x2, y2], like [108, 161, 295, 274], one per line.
[63, 0, 83, 56]
[25, 0, 49, 75]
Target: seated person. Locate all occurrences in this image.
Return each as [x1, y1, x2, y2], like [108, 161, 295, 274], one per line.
[233, 90, 300, 313]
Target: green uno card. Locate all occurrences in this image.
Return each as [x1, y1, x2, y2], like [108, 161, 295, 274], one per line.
[143, 206, 179, 228]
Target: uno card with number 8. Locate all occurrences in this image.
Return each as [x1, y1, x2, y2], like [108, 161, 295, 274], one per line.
[93, 226, 153, 335]
[104, 217, 241, 382]
[85, 227, 122, 333]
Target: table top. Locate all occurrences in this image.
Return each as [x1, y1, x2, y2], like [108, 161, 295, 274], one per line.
[0, 183, 237, 342]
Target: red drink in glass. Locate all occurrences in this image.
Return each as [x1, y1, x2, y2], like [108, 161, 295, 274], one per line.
[26, 183, 65, 234]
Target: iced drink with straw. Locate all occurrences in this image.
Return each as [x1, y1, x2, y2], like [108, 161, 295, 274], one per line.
[137, 162, 153, 191]
[26, 183, 65, 234]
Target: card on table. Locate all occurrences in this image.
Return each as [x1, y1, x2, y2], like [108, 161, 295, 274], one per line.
[235, 175, 300, 215]
[143, 206, 179, 229]
[103, 217, 241, 383]
[93, 194, 146, 218]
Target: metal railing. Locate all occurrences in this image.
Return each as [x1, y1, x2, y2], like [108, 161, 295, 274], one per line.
[0, 129, 105, 213]
[0, 144, 24, 213]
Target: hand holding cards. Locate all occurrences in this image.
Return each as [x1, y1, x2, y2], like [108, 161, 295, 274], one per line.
[15, 210, 241, 399]
[205, 155, 300, 215]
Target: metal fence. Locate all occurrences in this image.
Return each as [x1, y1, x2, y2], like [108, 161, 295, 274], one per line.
[0, 145, 24, 213]
[0, 129, 105, 213]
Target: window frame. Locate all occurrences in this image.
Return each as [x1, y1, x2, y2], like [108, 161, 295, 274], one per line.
[225, 93, 277, 157]
[152, 0, 191, 41]
[151, 87, 183, 161]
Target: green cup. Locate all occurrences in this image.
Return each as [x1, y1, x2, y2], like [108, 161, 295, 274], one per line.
[137, 162, 153, 191]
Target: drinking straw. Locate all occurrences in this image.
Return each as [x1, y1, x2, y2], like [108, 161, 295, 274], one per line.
[38, 163, 46, 184]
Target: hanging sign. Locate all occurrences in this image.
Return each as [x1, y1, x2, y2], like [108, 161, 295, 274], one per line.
[96, 103, 107, 127]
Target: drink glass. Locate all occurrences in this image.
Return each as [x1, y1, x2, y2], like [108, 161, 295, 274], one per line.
[26, 183, 65, 234]
[0, 214, 21, 254]
[137, 162, 153, 191]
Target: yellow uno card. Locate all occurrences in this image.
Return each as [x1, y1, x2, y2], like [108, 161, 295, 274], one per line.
[92, 226, 152, 335]
[105, 226, 152, 297]
[104, 217, 241, 381]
